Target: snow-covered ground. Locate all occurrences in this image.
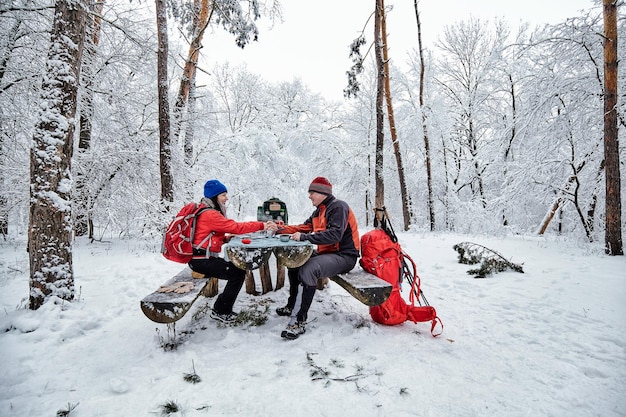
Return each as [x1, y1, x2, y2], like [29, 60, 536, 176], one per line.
[1, 232, 624, 417]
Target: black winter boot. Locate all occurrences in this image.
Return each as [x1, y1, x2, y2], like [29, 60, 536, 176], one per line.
[295, 285, 316, 323]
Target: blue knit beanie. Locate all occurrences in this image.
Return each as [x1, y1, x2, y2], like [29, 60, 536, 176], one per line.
[204, 179, 228, 198]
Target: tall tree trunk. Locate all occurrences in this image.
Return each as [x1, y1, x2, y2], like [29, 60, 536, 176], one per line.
[184, 72, 197, 167]
[413, 1, 435, 231]
[0, 19, 23, 236]
[156, 0, 174, 204]
[467, 120, 487, 208]
[75, 0, 105, 238]
[571, 172, 594, 242]
[602, 0, 623, 255]
[501, 72, 518, 227]
[0, 19, 21, 87]
[78, 0, 103, 152]
[28, 0, 87, 310]
[0, 194, 7, 237]
[441, 135, 451, 230]
[172, 0, 214, 148]
[585, 160, 606, 236]
[181, 71, 197, 203]
[379, 0, 412, 230]
[374, 0, 385, 211]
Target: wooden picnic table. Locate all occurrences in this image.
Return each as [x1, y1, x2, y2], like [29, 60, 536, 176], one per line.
[224, 233, 314, 295]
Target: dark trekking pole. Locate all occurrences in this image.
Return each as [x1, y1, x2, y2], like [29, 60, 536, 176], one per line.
[376, 207, 430, 306]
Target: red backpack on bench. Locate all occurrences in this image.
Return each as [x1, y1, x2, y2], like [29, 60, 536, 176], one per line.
[360, 227, 443, 337]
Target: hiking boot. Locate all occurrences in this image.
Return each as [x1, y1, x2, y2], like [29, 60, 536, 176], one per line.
[276, 305, 293, 316]
[210, 310, 238, 324]
[281, 321, 306, 340]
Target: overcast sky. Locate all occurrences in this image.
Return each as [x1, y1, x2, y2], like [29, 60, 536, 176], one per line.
[199, 0, 598, 101]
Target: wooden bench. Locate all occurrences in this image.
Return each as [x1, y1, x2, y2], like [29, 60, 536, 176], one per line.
[140, 268, 218, 324]
[328, 269, 392, 307]
[140, 268, 392, 324]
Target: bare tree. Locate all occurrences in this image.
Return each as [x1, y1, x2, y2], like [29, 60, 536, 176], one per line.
[524, 13, 617, 241]
[413, 1, 435, 231]
[28, 0, 87, 309]
[0, 17, 23, 237]
[435, 19, 508, 208]
[172, 0, 214, 151]
[379, 0, 413, 230]
[75, 0, 105, 238]
[161, 0, 281, 204]
[212, 63, 266, 133]
[602, 0, 623, 255]
[155, 0, 174, 204]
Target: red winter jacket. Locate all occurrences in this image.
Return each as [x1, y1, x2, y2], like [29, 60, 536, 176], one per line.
[193, 209, 264, 255]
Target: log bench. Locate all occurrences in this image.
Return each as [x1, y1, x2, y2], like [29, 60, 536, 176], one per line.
[140, 268, 218, 324]
[328, 269, 392, 307]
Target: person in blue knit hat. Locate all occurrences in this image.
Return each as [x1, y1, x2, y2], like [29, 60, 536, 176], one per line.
[190, 179, 278, 324]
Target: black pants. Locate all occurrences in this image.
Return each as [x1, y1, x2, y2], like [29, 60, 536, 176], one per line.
[188, 257, 245, 314]
[285, 252, 357, 322]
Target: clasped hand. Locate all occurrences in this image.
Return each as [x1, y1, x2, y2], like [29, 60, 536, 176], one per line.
[263, 221, 278, 231]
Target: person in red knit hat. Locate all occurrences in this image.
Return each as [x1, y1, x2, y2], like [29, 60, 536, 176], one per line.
[189, 179, 278, 324]
[276, 177, 360, 339]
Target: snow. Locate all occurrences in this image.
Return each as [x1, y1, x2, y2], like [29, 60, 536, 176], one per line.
[1, 232, 625, 417]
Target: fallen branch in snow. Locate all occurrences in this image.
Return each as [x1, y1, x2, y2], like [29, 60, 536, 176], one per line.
[453, 242, 524, 278]
[306, 352, 370, 386]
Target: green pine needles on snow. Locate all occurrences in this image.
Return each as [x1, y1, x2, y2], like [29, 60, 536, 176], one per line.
[159, 400, 180, 415]
[183, 360, 202, 384]
[156, 298, 273, 351]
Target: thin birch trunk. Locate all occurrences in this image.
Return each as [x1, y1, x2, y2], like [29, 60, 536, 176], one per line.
[414, 1, 435, 231]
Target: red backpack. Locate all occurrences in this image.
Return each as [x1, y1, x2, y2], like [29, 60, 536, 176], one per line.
[161, 203, 211, 263]
[360, 228, 443, 336]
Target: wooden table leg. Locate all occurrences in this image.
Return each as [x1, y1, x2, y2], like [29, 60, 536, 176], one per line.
[276, 257, 285, 290]
[245, 270, 258, 295]
[259, 262, 273, 294]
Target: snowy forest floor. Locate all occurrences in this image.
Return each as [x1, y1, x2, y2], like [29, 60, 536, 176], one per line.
[1, 231, 625, 417]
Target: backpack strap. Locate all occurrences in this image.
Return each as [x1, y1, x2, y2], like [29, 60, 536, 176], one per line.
[430, 316, 444, 337]
[190, 207, 219, 258]
[192, 232, 217, 258]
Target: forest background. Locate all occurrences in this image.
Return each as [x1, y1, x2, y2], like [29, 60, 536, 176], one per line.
[0, 0, 624, 306]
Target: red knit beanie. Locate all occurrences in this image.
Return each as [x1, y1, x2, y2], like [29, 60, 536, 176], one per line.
[308, 177, 333, 195]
